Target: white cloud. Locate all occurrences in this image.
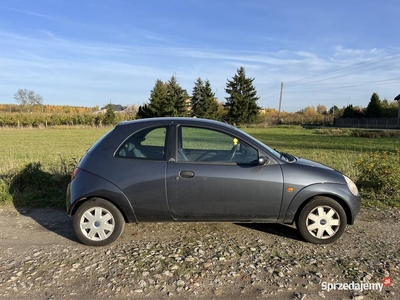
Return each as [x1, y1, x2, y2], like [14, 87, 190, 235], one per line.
[1, 28, 399, 111]
[334, 45, 386, 58]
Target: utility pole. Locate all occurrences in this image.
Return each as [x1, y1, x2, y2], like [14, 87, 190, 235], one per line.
[277, 82, 283, 123]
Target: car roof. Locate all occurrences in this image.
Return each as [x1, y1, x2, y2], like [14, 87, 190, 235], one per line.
[116, 117, 234, 129]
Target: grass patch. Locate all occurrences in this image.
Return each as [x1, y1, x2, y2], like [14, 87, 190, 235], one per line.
[356, 150, 400, 207]
[0, 127, 110, 174]
[0, 178, 13, 205]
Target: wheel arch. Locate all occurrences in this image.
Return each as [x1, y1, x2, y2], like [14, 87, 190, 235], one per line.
[282, 183, 358, 225]
[71, 196, 131, 223]
[291, 194, 352, 226]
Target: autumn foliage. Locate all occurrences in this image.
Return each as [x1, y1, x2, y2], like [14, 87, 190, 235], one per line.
[0, 104, 130, 127]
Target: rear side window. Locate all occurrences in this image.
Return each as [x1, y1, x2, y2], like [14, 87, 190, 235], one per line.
[87, 130, 113, 154]
[116, 126, 168, 161]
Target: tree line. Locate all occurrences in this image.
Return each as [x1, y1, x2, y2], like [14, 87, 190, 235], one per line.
[136, 66, 260, 125]
[1, 67, 398, 128]
[339, 92, 398, 118]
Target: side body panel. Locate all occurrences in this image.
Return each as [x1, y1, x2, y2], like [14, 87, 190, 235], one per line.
[66, 170, 137, 222]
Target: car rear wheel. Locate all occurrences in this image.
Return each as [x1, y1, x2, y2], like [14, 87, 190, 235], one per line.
[73, 198, 125, 246]
[296, 196, 347, 244]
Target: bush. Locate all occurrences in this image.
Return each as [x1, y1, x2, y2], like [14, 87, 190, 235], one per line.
[351, 130, 400, 138]
[0, 112, 127, 127]
[356, 150, 400, 206]
[6, 159, 76, 209]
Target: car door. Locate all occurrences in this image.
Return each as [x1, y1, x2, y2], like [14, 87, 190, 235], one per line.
[166, 125, 284, 221]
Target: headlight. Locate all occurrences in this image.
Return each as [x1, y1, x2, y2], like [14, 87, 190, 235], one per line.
[344, 175, 359, 196]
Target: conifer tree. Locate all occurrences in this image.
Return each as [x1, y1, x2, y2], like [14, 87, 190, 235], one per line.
[365, 92, 381, 118]
[191, 78, 204, 117]
[165, 76, 188, 117]
[103, 103, 116, 124]
[191, 78, 218, 119]
[149, 79, 168, 117]
[137, 76, 188, 118]
[225, 66, 260, 124]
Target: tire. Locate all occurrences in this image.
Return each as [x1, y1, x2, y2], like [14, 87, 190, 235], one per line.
[73, 198, 125, 246]
[296, 196, 347, 244]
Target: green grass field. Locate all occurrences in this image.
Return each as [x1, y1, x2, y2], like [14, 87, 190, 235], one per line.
[0, 127, 110, 175]
[1, 126, 399, 177]
[1, 125, 399, 208]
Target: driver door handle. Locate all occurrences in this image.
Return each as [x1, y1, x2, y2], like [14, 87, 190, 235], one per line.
[179, 170, 195, 178]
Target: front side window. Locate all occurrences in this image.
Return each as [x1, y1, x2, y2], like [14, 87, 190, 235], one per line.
[178, 126, 258, 164]
[116, 127, 167, 160]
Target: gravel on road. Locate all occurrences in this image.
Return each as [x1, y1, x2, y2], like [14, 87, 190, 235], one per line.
[0, 206, 398, 300]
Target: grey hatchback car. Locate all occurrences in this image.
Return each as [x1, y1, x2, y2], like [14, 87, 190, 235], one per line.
[66, 117, 361, 246]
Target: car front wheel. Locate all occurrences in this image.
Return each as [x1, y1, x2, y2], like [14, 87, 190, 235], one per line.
[73, 198, 125, 246]
[296, 196, 347, 244]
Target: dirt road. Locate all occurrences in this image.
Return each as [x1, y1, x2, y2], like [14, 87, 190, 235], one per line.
[0, 206, 398, 299]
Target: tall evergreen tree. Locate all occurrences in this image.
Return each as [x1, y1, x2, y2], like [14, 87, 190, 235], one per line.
[365, 92, 381, 118]
[191, 78, 218, 119]
[137, 76, 188, 118]
[103, 103, 116, 124]
[225, 66, 260, 124]
[191, 78, 204, 117]
[202, 80, 219, 119]
[342, 104, 354, 118]
[149, 79, 168, 117]
[165, 76, 188, 117]
[137, 79, 167, 118]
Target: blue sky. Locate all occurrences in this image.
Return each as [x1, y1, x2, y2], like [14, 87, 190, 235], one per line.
[1, 0, 399, 112]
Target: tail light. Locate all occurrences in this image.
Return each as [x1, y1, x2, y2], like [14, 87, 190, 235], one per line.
[71, 168, 81, 181]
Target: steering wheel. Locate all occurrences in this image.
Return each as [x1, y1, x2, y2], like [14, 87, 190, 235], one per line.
[226, 145, 239, 161]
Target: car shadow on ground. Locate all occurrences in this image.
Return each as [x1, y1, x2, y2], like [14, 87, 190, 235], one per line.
[2, 163, 81, 244]
[235, 223, 304, 242]
[16, 207, 80, 244]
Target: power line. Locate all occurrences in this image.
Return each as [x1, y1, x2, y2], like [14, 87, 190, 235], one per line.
[284, 51, 400, 87]
[283, 76, 400, 94]
[257, 51, 400, 109]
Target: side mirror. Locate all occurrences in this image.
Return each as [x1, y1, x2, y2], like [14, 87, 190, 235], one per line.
[258, 156, 269, 165]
